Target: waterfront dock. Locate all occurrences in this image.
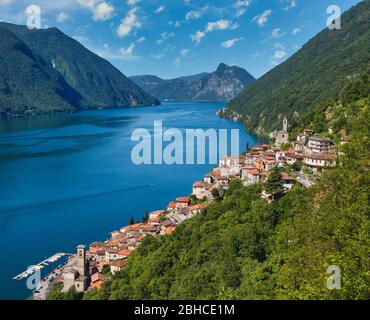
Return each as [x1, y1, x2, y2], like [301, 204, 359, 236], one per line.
[12, 253, 71, 281]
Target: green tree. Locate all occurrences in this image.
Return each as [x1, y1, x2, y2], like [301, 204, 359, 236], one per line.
[291, 160, 302, 172]
[128, 216, 134, 225]
[63, 286, 84, 300]
[211, 188, 223, 201]
[142, 212, 149, 223]
[47, 282, 64, 300]
[102, 264, 112, 276]
[265, 168, 284, 195]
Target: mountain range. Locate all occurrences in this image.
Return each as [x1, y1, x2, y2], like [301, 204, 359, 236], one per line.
[0, 22, 160, 117]
[130, 63, 255, 102]
[222, 0, 370, 135]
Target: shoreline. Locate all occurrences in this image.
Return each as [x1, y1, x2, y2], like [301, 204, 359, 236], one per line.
[1, 102, 259, 300]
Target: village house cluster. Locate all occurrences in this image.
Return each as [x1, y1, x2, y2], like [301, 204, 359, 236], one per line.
[59, 197, 205, 293]
[192, 117, 338, 202]
[56, 117, 338, 295]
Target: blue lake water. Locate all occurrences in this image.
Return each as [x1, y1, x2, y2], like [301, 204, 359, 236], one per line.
[0, 102, 262, 300]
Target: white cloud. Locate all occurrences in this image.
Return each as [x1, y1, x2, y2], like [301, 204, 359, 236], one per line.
[274, 42, 285, 50]
[221, 37, 243, 48]
[90, 42, 140, 61]
[137, 36, 146, 43]
[157, 32, 175, 45]
[120, 43, 135, 56]
[127, 0, 140, 5]
[205, 19, 232, 32]
[282, 0, 297, 11]
[252, 9, 272, 27]
[235, 8, 246, 18]
[292, 27, 301, 35]
[174, 57, 181, 67]
[190, 31, 206, 44]
[231, 23, 240, 30]
[78, 0, 114, 21]
[180, 49, 190, 57]
[174, 49, 190, 67]
[191, 19, 237, 44]
[235, 0, 251, 7]
[251, 52, 261, 58]
[151, 53, 165, 60]
[74, 35, 89, 43]
[169, 21, 181, 27]
[93, 2, 114, 20]
[234, 0, 251, 16]
[274, 50, 286, 59]
[186, 6, 208, 21]
[78, 0, 97, 10]
[117, 7, 141, 38]
[151, 45, 171, 60]
[56, 12, 69, 23]
[154, 6, 165, 14]
[272, 28, 286, 38]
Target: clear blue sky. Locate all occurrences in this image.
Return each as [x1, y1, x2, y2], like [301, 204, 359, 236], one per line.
[0, 0, 362, 79]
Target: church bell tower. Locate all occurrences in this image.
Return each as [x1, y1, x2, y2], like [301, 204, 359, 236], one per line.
[76, 245, 86, 278]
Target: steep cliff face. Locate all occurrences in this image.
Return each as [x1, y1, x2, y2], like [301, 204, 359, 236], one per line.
[130, 63, 255, 102]
[192, 63, 253, 101]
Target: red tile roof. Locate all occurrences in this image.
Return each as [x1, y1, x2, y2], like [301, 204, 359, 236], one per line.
[248, 169, 260, 176]
[118, 249, 132, 256]
[286, 149, 297, 154]
[168, 201, 176, 208]
[189, 204, 204, 210]
[176, 197, 190, 203]
[242, 165, 257, 170]
[124, 223, 142, 231]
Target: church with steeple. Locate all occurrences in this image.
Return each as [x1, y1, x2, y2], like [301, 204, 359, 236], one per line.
[275, 116, 289, 146]
[63, 245, 90, 293]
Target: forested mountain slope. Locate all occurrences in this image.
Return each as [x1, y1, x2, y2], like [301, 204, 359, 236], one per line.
[222, 1, 370, 135]
[0, 23, 159, 116]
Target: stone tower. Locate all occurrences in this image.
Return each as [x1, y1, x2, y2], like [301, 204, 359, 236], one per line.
[283, 116, 288, 132]
[76, 245, 86, 278]
[63, 245, 89, 292]
[275, 116, 289, 146]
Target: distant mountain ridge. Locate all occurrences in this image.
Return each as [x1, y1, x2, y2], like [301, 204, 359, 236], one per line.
[222, 1, 370, 135]
[0, 22, 160, 117]
[130, 63, 255, 102]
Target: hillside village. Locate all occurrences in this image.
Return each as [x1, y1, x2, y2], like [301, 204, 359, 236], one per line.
[46, 116, 340, 297]
[192, 116, 338, 202]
